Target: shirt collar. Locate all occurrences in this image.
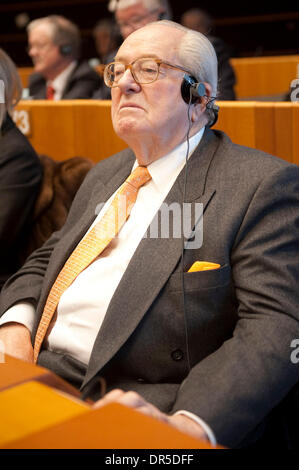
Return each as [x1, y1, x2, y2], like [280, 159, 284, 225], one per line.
[132, 127, 205, 192]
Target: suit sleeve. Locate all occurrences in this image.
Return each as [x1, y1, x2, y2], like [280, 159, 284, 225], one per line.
[63, 64, 103, 99]
[212, 37, 236, 100]
[0, 129, 43, 288]
[0, 148, 41, 251]
[171, 164, 299, 447]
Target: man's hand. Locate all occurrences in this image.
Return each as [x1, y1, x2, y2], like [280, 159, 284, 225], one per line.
[0, 322, 33, 363]
[93, 389, 208, 442]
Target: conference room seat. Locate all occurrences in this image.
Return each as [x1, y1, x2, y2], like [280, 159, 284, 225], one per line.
[20, 153, 93, 263]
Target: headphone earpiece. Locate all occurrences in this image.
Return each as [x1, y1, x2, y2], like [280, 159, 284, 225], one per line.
[181, 74, 206, 104]
[59, 44, 72, 56]
[181, 74, 219, 127]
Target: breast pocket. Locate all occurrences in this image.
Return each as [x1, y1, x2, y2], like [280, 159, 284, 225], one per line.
[168, 264, 231, 292]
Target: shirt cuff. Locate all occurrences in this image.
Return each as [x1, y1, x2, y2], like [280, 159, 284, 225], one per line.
[173, 410, 217, 446]
[0, 301, 36, 332]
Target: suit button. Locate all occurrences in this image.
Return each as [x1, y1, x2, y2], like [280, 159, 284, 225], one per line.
[171, 349, 184, 361]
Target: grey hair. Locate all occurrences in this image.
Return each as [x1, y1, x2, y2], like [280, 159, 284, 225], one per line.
[27, 15, 81, 59]
[0, 48, 22, 129]
[109, 0, 162, 13]
[140, 20, 218, 124]
[156, 20, 217, 96]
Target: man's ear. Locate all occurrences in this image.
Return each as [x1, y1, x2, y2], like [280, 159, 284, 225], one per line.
[190, 82, 212, 123]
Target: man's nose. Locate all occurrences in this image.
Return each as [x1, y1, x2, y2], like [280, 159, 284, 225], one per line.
[28, 45, 37, 57]
[117, 68, 140, 93]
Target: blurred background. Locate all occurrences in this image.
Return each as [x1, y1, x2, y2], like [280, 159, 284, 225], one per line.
[1, 0, 298, 66]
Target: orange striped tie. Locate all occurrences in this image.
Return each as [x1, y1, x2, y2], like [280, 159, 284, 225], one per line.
[33, 166, 151, 363]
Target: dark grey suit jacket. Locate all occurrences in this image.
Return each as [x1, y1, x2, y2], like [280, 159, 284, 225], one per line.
[208, 36, 236, 100]
[28, 61, 103, 100]
[0, 114, 42, 290]
[1, 129, 299, 447]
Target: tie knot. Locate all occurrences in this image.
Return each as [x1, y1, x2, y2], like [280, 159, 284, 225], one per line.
[126, 166, 151, 189]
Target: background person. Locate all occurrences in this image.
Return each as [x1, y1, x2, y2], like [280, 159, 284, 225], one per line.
[92, 18, 122, 65]
[0, 48, 42, 290]
[91, 18, 122, 100]
[180, 7, 236, 100]
[27, 15, 102, 100]
[109, 0, 169, 39]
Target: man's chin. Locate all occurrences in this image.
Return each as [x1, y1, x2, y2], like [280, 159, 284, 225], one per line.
[33, 64, 46, 75]
[114, 117, 143, 137]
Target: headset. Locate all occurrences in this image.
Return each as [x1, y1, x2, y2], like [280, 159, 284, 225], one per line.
[181, 74, 219, 127]
[180, 74, 219, 373]
[59, 44, 73, 56]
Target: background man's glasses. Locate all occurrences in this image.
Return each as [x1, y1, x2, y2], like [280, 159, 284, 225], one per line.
[104, 57, 191, 88]
[27, 42, 52, 53]
[117, 9, 159, 31]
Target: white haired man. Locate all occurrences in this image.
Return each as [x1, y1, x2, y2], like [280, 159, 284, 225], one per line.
[0, 21, 298, 448]
[109, 0, 171, 39]
[27, 15, 102, 100]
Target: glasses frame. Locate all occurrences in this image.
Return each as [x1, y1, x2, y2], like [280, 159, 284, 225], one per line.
[104, 57, 193, 88]
[117, 9, 159, 31]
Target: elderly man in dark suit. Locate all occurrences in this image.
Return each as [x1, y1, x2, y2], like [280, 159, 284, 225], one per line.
[27, 15, 102, 100]
[0, 21, 298, 448]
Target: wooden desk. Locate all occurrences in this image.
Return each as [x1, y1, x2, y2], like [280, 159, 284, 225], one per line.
[13, 100, 127, 163]
[231, 55, 299, 99]
[18, 67, 33, 89]
[215, 101, 299, 165]
[13, 100, 299, 166]
[0, 355, 217, 449]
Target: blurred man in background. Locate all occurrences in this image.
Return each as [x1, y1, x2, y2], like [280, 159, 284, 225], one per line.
[27, 15, 102, 100]
[92, 18, 122, 65]
[109, 0, 171, 39]
[181, 8, 236, 100]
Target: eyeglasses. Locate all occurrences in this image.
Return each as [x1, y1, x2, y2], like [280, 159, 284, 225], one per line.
[27, 41, 52, 53]
[104, 57, 192, 88]
[117, 9, 159, 31]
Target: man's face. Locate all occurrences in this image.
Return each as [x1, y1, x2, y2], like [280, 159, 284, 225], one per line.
[28, 25, 64, 77]
[111, 25, 196, 161]
[116, 2, 160, 39]
[94, 29, 114, 58]
[181, 13, 208, 35]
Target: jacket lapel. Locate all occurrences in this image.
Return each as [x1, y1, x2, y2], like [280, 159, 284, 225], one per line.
[82, 128, 220, 389]
[37, 157, 135, 315]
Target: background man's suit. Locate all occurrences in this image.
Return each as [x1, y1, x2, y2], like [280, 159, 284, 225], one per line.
[208, 36, 236, 100]
[28, 61, 102, 99]
[0, 114, 42, 290]
[1, 128, 299, 448]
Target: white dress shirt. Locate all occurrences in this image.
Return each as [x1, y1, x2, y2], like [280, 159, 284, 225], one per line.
[48, 61, 77, 100]
[0, 127, 216, 445]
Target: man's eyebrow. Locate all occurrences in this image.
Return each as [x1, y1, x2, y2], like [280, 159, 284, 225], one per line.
[114, 54, 161, 62]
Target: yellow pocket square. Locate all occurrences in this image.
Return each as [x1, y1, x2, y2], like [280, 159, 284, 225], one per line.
[188, 261, 221, 272]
